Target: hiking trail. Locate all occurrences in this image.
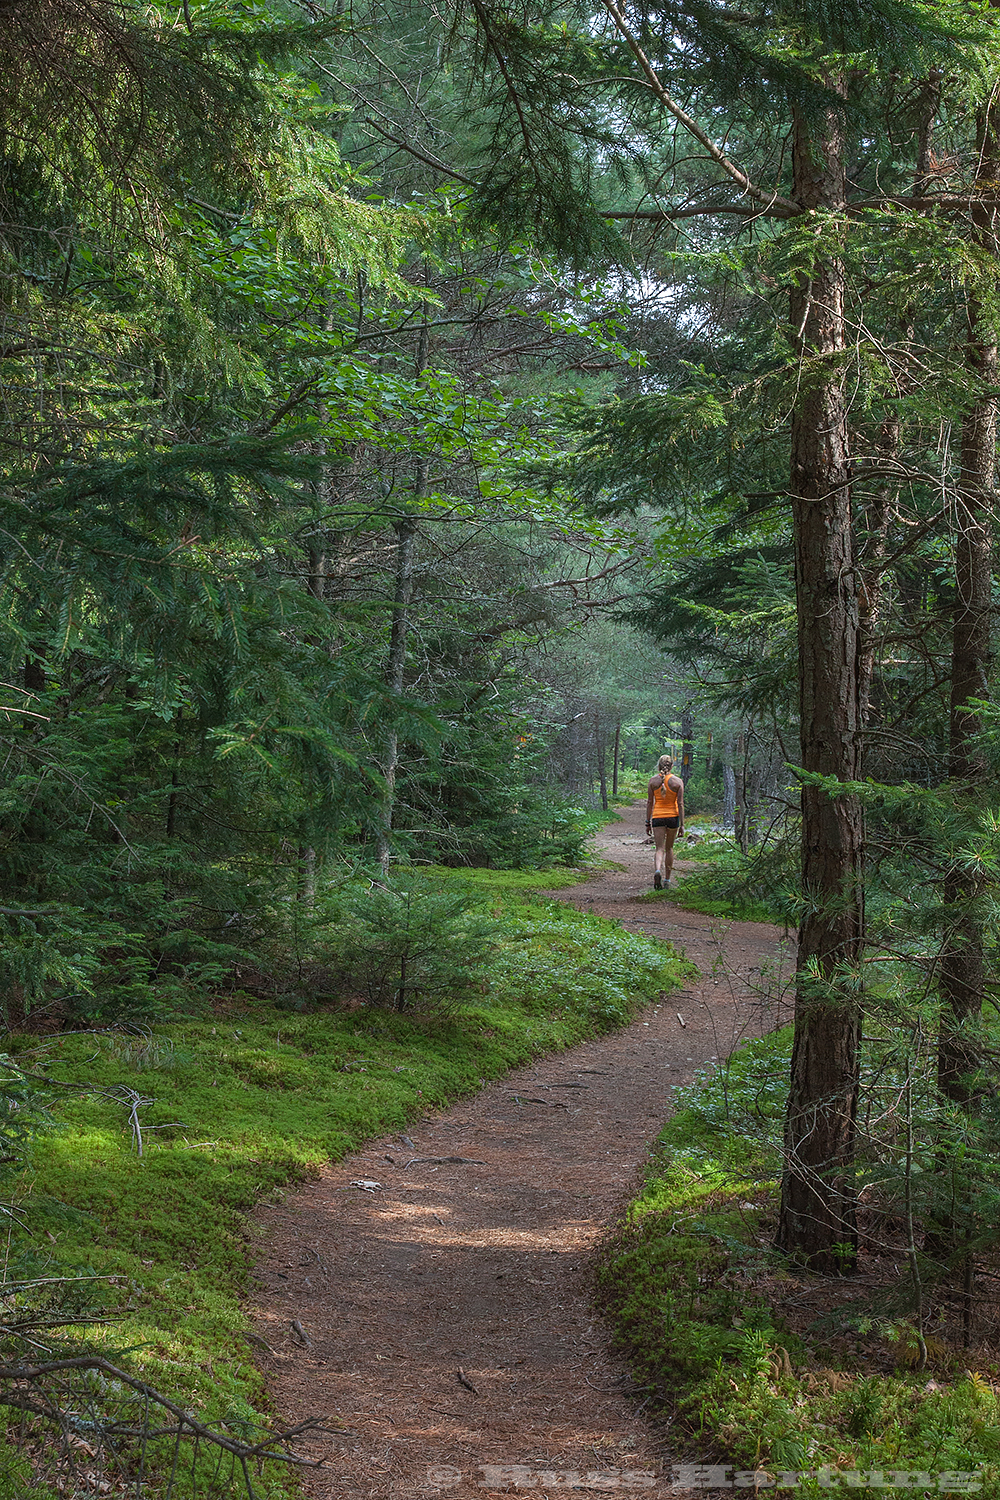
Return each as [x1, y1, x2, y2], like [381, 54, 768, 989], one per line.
[250, 803, 793, 1497]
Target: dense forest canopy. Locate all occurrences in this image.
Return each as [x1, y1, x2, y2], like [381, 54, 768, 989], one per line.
[5, 0, 1000, 1480]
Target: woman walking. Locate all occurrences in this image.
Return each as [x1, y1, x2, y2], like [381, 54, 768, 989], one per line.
[646, 754, 684, 890]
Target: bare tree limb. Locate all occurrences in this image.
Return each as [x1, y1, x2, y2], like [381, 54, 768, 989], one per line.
[0, 1354, 334, 1468]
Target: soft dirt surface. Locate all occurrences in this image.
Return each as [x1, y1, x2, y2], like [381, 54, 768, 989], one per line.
[249, 804, 794, 1497]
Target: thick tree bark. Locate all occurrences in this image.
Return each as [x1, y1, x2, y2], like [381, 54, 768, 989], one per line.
[612, 719, 621, 799]
[937, 100, 998, 1111]
[777, 90, 865, 1273]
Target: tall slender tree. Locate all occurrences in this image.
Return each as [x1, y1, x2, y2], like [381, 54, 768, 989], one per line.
[937, 87, 999, 1122]
[775, 81, 864, 1270]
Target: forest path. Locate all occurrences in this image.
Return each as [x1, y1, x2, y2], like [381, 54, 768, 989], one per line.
[250, 803, 793, 1498]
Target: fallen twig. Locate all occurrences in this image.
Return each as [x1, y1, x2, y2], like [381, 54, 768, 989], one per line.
[456, 1367, 479, 1395]
[240, 1331, 278, 1356]
[300, 1246, 328, 1275]
[401, 1156, 486, 1169]
[418, 1400, 475, 1420]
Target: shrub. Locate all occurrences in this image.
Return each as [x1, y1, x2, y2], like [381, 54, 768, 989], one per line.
[327, 881, 497, 1014]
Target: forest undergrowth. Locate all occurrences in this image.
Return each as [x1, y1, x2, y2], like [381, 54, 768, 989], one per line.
[598, 1030, 1000, 1496]
[0, 864, 690, 1498]
[649, 825, 795, 927]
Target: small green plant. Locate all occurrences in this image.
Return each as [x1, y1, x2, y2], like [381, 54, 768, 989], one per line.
[329, 881, 497, 1013]
[669, 836, 797, 924]
[597, 1056, 1000, 1490]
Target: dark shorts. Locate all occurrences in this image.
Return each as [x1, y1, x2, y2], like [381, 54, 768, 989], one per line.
[651, 817, 679, 829]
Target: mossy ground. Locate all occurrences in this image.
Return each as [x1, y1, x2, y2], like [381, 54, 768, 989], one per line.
[2, 866, 691, 1496]
[596, 1033, 998, 1497]
[645, 826, 791, 925]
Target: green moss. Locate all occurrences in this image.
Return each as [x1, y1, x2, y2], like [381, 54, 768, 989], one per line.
[597, 1033, 999, 1496]
[637, 882, 778, 923]
[412, 863, 592, 890]
[6, 880, 693, 1494]
[0, 1440, 59, 1500]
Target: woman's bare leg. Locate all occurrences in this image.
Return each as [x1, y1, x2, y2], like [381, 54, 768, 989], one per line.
[663, 827, 679, 883]
[652, 823, 667, 880]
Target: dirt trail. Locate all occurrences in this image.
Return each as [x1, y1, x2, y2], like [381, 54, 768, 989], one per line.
[250, 804, 793, 1497]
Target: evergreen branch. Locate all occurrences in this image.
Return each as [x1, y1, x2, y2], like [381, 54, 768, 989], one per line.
[604, 204, 790, 221]
[183, 195, 242, 222]
[848, 192, 1000, 214]
[364, 120, 476, 187]
[4, 739, 135, 852]
[598, 0, 799, 218]
[254, 375, 323, 435]
[470, 0, 538, 168]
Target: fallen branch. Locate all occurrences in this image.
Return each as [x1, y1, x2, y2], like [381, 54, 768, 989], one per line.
[0, 1353, 336, 1495]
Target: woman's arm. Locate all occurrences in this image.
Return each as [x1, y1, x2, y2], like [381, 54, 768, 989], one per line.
[675, 776, 685, 835]
[645, 779, 657, 830]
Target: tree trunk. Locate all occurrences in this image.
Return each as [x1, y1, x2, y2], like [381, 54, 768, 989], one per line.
[24, 652, 45, 695]
[377, 512, 418, 876]
[377, 311, 430, 876]
[595, 711, 609, 811]
[743, 723, 779, 849]
[680, 701, 694, 784]
[612, 719, 621, 799]
[297, 844, 317, 907]
[858, 72, 940, 741]
[722, 737, 736, 831]
[777, 87, 864, 1274]
[857, 419, 894, 738]
[734, 726, 747, 853]
[937, 98, 998, 1113]
[166, 709, 182, 837]
[722, 763, 736, 831]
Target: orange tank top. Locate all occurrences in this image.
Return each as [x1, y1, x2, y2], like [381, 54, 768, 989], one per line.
[652, 776, 679, 817]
